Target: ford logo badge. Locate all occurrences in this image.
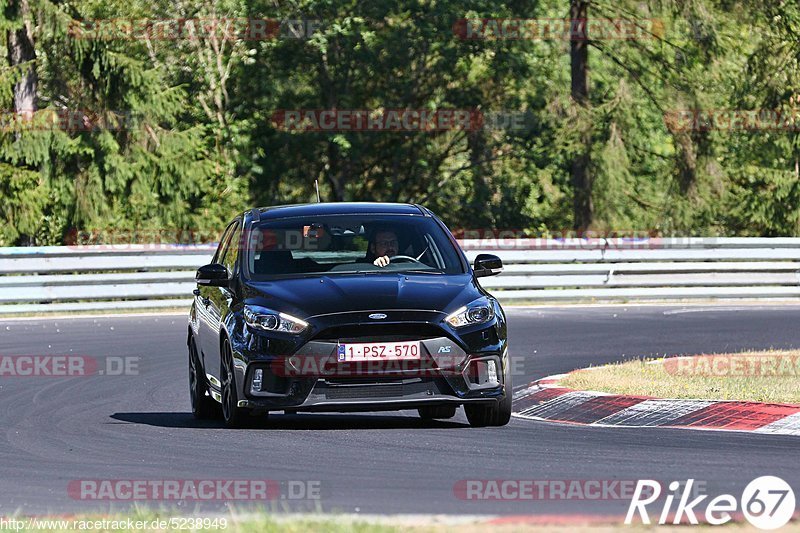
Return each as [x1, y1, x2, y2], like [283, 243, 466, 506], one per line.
[368, 313, 388, 320]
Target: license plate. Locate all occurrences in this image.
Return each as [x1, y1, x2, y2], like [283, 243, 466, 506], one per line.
[337, 341, 421, 362]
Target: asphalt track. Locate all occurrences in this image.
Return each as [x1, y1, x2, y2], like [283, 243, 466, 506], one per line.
[0, 304, 798, 518]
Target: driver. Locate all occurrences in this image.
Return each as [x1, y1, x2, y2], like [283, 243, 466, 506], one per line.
[369, 229, 399, 267]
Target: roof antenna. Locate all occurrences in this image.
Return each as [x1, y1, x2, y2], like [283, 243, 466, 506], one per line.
[314, 179, 321, 203]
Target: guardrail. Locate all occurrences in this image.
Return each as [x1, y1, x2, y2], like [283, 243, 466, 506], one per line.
[1, 238, 800, 313]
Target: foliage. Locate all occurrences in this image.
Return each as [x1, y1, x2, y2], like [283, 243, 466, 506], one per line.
[0, 0, 798, 244]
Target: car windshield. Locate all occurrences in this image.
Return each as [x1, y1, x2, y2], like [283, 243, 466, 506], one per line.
[244, 214, 464, 280]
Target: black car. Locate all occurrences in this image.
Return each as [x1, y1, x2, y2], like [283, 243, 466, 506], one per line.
[188, 202, 510, 427]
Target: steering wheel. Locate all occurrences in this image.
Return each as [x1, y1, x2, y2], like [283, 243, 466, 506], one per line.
[389, 255, 424, 264]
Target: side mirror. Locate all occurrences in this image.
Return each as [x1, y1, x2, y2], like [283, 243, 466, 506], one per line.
[473, 254, 503, 278]
[196, 263, 229, 287]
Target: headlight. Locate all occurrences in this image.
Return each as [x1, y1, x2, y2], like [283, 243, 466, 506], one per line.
[445, 300, 496, 328]
[244, 306, 308, 334]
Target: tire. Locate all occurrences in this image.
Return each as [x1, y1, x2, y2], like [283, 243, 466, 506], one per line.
[418, 405, 458, 420]
[220, 339, 255, 428]
[465, 361, 512, 427]
[189, 337, 218, 419]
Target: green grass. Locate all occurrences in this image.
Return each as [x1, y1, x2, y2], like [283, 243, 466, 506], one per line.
[11, 511, 800, 533]
[13, 511, 399, 533]
[559, 350, 800, 404]
[13, 510, 800, 533]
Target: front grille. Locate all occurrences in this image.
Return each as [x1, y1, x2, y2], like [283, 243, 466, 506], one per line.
[325, 383, 403, 400]
[318, 376, 449, 400]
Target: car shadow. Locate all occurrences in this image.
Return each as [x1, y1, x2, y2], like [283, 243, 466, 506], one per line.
[109, 412, 470, 430]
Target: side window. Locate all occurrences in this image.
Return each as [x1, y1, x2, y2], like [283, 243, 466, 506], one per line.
[423, 233, 445, 268]
[220, 223, 243, 275]
[213, 222, 237, 264]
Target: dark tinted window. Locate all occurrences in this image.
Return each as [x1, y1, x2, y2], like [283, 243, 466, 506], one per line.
[213, 221, 237, 264]
[221, 222, 242, 275]
[245, 215, 463, 279]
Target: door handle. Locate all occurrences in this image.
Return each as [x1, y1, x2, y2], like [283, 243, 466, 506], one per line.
[202, 297, 211, 306]
[193, 289, 201, 296]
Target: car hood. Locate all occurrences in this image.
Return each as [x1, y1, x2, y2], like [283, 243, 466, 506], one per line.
[243, 273, 481, 318]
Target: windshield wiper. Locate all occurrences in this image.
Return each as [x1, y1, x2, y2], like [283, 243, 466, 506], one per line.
[331, 269, 443, 276]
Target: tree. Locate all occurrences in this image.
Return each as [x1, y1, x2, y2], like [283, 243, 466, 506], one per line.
[570, 0, 592, 232]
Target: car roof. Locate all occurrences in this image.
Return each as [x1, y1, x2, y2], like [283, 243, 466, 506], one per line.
[248, 202, 428, 220]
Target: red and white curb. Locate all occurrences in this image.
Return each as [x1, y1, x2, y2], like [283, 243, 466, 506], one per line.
[512, 374, 800, 436]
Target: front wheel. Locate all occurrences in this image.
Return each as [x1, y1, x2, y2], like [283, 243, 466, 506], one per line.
[189, 337, 218, 419]
[221, 339, 255, 428]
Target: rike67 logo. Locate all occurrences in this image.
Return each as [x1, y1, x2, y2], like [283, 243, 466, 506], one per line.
[626, 476, 796, 530]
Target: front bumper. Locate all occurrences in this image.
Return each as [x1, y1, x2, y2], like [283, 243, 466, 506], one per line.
[233, 337, 508, 412]
[237, 392, 501, 413]
[225, 305, 508, 412]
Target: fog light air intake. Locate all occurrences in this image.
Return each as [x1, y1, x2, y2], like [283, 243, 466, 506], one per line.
[251, 368, 263, 393]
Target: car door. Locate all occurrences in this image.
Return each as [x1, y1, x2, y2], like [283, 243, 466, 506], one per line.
[197, 221, 236, 388]
[202, 220, 242, 385]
